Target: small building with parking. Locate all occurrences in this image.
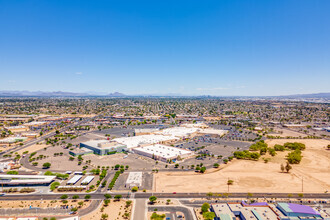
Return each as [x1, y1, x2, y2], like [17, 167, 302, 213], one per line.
[79, 140, 127, 155]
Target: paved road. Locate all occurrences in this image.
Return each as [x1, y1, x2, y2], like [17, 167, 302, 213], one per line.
[0, 192, 329, 201]
[148, 206, 194, 220]
[133, 199, 147, 220]
[78, 199, 102, 217]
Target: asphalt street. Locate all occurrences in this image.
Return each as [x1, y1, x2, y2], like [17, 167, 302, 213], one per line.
[1, 192, 329, 201]
[133, 199, 147, 220]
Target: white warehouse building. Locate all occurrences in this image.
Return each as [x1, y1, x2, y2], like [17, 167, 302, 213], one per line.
[132, 144, 194, 162]
[0, 174, 55, 186]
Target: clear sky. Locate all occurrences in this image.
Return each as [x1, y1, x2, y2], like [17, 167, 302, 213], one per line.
[0, 0, 329, 96]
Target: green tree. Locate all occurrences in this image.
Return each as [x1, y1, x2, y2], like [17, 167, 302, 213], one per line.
[104, 199, 110, 206]
[114, 194, 122, 200]
[42, 162, 51, 169]
[285, 162, 292, 173]
[227, 179, 234, 192]
[126, 200, 132, 207]
[84, 195, 91, 200]
[280, 164, 285, 173]
[149, 196, 157, 204]
[298, 193, 304, 198]
[131, 186, 138, 192]
[60, 195, 68, 199]
[72, 195, 79, 200]
[50, 182, 60, 191]
[104, 194, 112, 199]
[151, 212, 166, 220]
[201, 203, 210, 213]
[203, 212, 215, 220]
[101, 213, 108, 220]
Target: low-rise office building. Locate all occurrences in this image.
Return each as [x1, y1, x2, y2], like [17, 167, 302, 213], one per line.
[69, 147, 93, 156]
[277, 203, 322, 219]
[79, 140, 127, 155]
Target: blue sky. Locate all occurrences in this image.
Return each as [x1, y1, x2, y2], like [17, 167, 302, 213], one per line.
[0, 0, 329, 96]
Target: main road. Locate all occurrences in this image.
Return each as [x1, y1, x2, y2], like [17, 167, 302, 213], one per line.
[0, 192, 329, 201]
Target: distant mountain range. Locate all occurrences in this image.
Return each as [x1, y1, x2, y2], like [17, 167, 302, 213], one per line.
[279, 93, 330, 99]
[0, 90, 328, 99]
[0, 90, 126, 97]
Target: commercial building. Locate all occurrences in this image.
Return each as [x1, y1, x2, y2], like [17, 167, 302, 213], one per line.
[125, 172, 142, 188]
[132, 144, 194, 162]
[0, 137, 27, 144]
[0, 161, 16, 172]
[79, 140, 127, 155]
[0, 115, 34, 123]
[134, 128, 160, 135]
[69, 147, 93, 156]
[0, 174, 55, 186]
[277, 203, 322, 219]
[22, 132, 38, 138]
[212, 202, 279, 220]
[283, 124, 307, 128]
[211, 202, 325, 220]
[114, 135, 178, 149]
[155, 125, 228, 138]
[24, 121, 48, 129]
[4, 126, 29, 132]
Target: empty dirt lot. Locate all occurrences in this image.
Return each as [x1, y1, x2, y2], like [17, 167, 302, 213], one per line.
[155, 139, 330, 193]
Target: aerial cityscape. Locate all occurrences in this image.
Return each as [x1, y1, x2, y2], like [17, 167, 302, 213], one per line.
[0, 1, 329, 220]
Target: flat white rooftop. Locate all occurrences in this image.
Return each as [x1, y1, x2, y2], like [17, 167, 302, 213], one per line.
[81, 140, 126, 149]
[133, 144, 193, 159]
[228, 203, 278, 220]
[198, 128, 228, 136]
[155, 126, 228, 137]
[67, 175, 83, 185]
[24, 121, 47, 126]
[155, 127, 199, 137]
[0, 137, 27, 143]
[4, 126, 27, 130]
[81, 176, 94, 185]
[135, 128, 160, 133]
[0, 174, 55, 184]
[113, 135, 178, 149]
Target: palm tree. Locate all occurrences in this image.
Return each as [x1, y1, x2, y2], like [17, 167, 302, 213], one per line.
[227, 179, 234, 193]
